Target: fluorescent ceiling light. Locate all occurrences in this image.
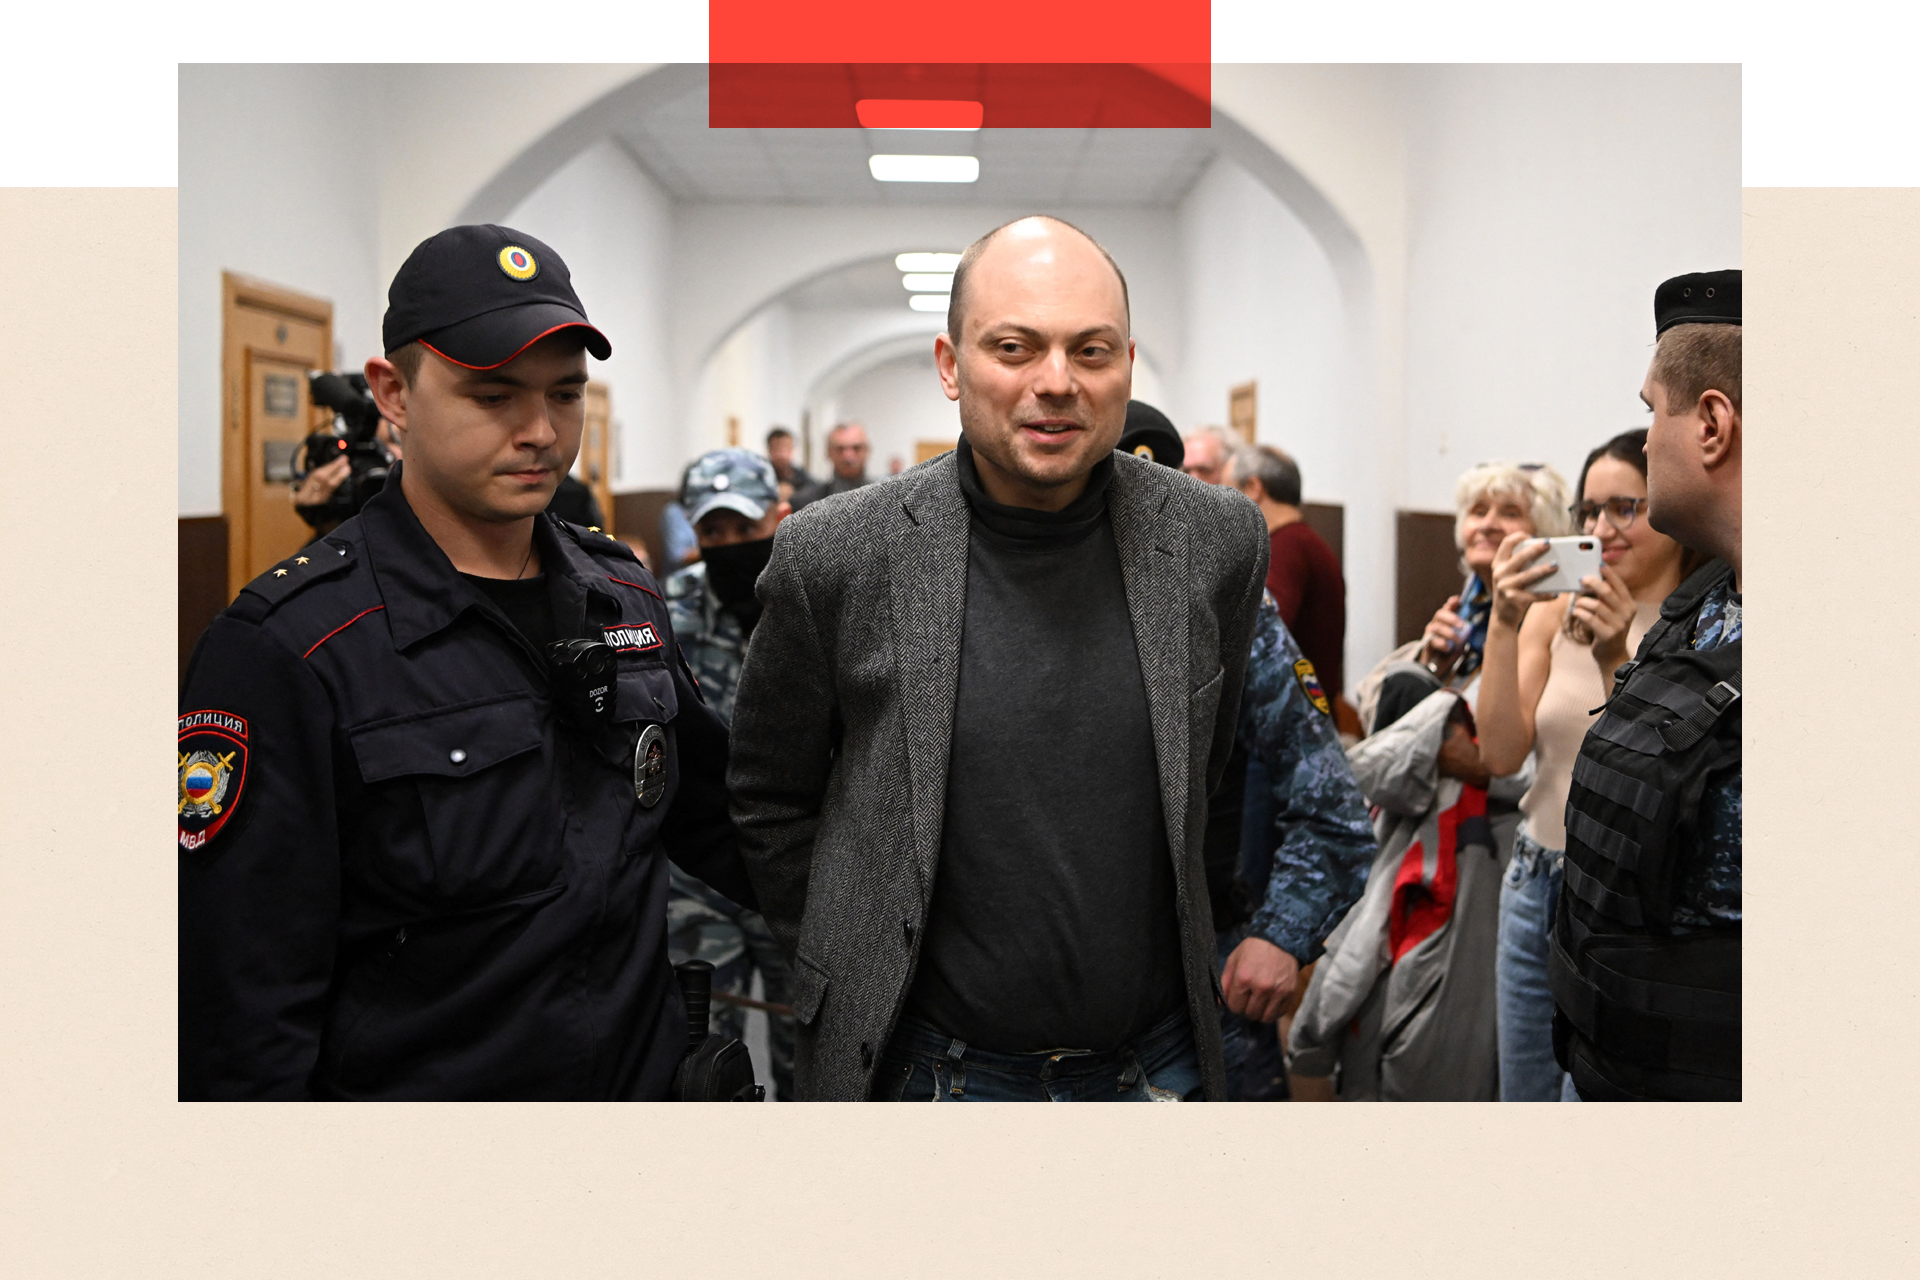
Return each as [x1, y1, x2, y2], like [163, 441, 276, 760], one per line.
[856, 99, 983, 130]
[869, 154, 979, 183]
[901, 273, 955, 292]
[895, 252, 961, 273]
[908, 294, 950, 312]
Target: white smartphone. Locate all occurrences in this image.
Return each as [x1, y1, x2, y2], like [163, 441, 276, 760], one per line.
[1528, 535, 1603, 595]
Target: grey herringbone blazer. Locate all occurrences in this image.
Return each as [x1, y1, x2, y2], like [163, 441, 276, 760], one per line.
[726, 447, 1269, 1100]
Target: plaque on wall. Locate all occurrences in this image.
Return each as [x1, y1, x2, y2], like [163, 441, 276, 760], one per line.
[263, 374, 300, 418]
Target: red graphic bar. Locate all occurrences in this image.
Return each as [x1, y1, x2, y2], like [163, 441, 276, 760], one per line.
[710, 64, 1210, 129]
[710, 0, 1207, 64]
[855, 99, 984, 130]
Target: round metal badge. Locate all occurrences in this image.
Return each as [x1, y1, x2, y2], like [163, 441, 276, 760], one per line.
[634, 724, 668, 808]
[497, 245, 539, 281]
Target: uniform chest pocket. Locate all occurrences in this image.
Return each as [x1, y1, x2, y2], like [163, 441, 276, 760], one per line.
[614, 661, 678, 726]
[349, 694, 563, 904]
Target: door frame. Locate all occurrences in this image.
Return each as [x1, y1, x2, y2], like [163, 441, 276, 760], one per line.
[221, 272, 333, 598]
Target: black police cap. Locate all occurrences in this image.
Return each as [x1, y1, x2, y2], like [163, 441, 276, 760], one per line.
[1117, 399, 1184, 469]
[1654, 269, 1740, 336]
[383, 224, 612, 370]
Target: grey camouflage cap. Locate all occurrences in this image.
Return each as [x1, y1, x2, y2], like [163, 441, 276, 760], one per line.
[680, 448, 780, 525]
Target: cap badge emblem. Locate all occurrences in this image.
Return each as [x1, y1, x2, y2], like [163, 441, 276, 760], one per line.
[712, 473, 730, 490]
[1132, 443, 1156, 460]
[498, 245, 539, 281]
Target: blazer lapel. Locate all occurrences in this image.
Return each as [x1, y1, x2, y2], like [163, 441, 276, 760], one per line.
[1108, 461, 1192, 858]
[886, 455, 970, 896]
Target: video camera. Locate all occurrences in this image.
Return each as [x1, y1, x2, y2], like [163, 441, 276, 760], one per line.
[295, 370, 396, 528]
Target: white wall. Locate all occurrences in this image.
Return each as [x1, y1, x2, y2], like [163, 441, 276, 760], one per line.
[178, 64, 386, 516]
[1172, 154, 1392, 676]
[822, 350, 962, 475]
[501, 139, 677, 489]
[1398, 64, 1743, 510]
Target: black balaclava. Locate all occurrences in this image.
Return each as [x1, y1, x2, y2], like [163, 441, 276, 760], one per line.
[701, 537, 774, 632]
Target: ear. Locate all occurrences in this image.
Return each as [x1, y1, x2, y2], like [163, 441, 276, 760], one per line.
[934, 331, 961, 402]
[365, 357, 410, 431]
[1696, 388, 1740, 470]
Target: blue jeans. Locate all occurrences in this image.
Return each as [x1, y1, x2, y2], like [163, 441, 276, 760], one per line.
[1496, 827, 1578, 1101]
[872, 1008, 1204, 1101]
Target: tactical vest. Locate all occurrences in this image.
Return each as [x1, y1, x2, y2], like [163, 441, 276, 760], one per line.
[1550, 560, 1741, 1101]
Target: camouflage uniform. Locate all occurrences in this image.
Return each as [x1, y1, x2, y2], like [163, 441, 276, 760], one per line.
[1217, 593, 1378, 1098]
[663, 449, 795, 1099]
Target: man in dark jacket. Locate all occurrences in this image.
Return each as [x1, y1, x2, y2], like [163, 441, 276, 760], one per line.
[177, 225, 752, 1099]
[727, 215, 1268, 1101]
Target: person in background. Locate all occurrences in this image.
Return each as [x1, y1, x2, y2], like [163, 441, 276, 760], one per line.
[765, 426, 813, 504]
[1552, 270, 1742, 1101]
[545, 470, 605, 529]
[1354, 461, 1575, 736]
[664, 448, 797, 1098]
[1116, 399, 1184, 469]
[1229, 444, 1347, 698]
[793, 422, 871, 508]
[1130, 427, 1373, 1102]
[659, 460, 700, 570]
[1181, 424, 1239, 486]
[1473, 429, 1692, 1101]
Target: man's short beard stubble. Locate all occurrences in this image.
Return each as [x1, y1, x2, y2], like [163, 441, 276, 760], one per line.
[955, 380, 1125, 493]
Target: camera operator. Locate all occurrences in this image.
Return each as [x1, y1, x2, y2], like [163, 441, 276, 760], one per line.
[179, 224, 756, 1100]
[290, 419, 402, 537]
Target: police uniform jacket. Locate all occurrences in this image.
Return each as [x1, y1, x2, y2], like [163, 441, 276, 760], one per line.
[178, 469, 752, 1100]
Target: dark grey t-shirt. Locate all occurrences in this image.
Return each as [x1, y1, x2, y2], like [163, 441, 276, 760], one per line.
[902, 441, 1184, 1053]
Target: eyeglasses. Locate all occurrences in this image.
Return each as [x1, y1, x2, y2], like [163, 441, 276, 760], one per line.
[1572, 496, 1648, 530]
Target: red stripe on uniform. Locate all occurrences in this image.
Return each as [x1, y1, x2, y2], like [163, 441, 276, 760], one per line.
[606, 575, 663, 602]
[302, 605, 387, 659]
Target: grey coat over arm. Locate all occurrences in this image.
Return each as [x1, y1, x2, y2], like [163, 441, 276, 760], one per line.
[726, 447, 1269, 1100]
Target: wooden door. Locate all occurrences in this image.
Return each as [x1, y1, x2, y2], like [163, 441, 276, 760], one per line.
[577, 380, 615, 532]
[222, 274, 333, 595]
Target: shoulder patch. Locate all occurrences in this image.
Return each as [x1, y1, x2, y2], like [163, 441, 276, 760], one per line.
[1292, 658, 1332, 717]
[239, 538, 358, 612]
[179, 709, 249, 850]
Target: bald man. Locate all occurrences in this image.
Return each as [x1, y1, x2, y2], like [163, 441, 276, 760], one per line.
[728, 216, 1269, 1101]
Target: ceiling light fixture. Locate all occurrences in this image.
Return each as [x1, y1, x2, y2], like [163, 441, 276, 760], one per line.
[908, 294, 950, 313]
[869, 154, 979, 183]
[856, 99, 983, 130]
[895, 252, 961, 273]
[901, 273, 956, 292]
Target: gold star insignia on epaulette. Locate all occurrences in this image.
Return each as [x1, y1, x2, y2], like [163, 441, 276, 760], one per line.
[273, 569, 288, 577]
[588, 526, 601, 532]
[295, 556, 310, 565]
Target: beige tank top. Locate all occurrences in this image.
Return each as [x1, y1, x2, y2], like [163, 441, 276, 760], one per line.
[1519, 597, 1660, 850]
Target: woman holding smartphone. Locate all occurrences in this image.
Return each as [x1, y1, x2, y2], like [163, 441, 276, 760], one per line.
[1474, 428, 1695, 1100]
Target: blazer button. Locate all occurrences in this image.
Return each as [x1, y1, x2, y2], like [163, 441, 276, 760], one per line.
[903, 919, 914, 945]
[860, 1042, 873, 1069]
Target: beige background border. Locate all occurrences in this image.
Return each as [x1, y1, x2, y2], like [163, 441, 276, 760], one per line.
[0, 186, 1912, 1275]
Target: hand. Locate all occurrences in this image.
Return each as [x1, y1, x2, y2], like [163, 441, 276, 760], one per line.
[292, 455, 351, 508]
[1570, 562, 1636, 668]
[1419, 595, 1469, 672]
[1437, 720, 1491, 787]
[1220, 936, 1301, 1024]
[1489, 531, 1558, 631]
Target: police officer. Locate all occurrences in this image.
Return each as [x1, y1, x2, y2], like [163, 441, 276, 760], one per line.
[178, 224, 754, 1100]
[662, 449, 797, 1098]
[1551, 270, 1743, 1100]
[1130, 432, 1374, 1101]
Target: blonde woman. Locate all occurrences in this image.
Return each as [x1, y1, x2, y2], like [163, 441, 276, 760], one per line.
[1359, 461, 1575, 735]
[1474, 429, 1694, 1100]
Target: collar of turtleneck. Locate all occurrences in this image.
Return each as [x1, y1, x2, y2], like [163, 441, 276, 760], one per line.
[954, 436, 1113, 548]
